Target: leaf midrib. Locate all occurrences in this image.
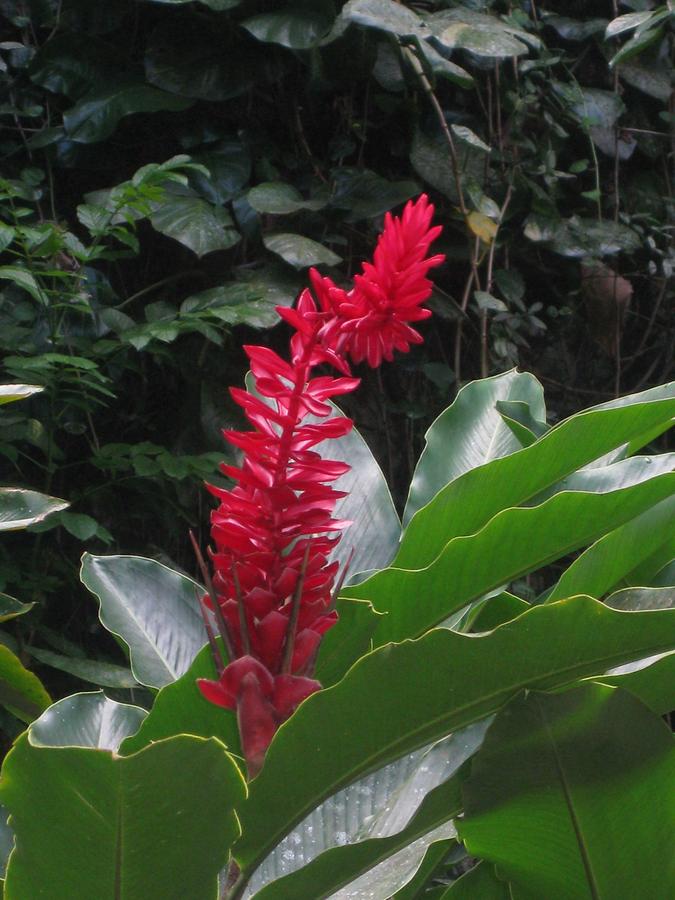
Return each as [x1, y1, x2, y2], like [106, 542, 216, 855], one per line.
[539, 700, 602, 900]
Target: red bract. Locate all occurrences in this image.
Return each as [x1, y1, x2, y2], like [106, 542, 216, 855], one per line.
[197, 195, 443, 776]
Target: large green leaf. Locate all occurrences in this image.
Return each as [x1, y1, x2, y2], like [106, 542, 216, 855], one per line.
[428, 9, 536, 58]
[1, 733, 245, 900]
[396, 388, 675, 571]
[529, 452, 675, 505]
[329, 168, 420, 221]
[0, 488, 68, 531]
[28, 692, 146, 751]
[242, 722, 489, 900]
[233, 598, 675, 879]
[150, 189, 240, 257]
[0, 645, 51, 723]
[324, 404, 401, 580]
[403, 370, 546, 526]
[313, 597, 381, 687]
[0, 384, 43, 405]
[0, 594, 34, 624]
[347, 474, 675, 646]
[120, 644, 241, 759]
[596, 651, 675, 716]
[181, 281, 290, 331]
[595, 585, 675, 714]
[27, 647, 138, 689]
[190, 140, 251, 205]
[459, 685, 675, 900]
[0, 266, 48, 305]
[548, 495, 675, 602]
[80, 554, 206, 688]
[243, 10, 334, 49]
[342, 0, 427, 39]
[247, 182, 324, 215]
[63, 80, 192, 143]
[263, 233, 342, 269]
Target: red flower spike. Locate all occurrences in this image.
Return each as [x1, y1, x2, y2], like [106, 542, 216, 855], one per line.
[198, 195, 443, 777]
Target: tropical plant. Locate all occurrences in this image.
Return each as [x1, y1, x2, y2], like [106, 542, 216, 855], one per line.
[1, 0, 673, 722]
[0, 199, 673, 899]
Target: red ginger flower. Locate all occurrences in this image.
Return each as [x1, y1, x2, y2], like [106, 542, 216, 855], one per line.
[196, 195, 443, 776]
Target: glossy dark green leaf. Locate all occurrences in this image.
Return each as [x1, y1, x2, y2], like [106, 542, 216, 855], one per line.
[460, 685, 675, 900]
[348, 474, 674, 646]
[150, 189, 240, 257]
[263, 233, 342, 269]
[63, 80, 192, 143]
[233, 598, 675, 878]
[403, 370, 546, 526]
[0, 645, 51, 723]
[410, 128, 484, 204]
[1, 733, 245, 900]
[609, 25, 663, 67]
[80, 554, 206, 688]
[28, 692, 146, 751]
[526, 215, 641, 258]
[414, 41, 474, 89]
[247, 182, 324, 215]
[329, 168, 420, 221]
[0, 594, 34, 624]
[120, 644, 241, 759]
[0, 266, 48, 305]
[243, 10, 334, 49]
[190, 140, 251, 205]
[28, 33, 118, 99]
[546, 16, 608, 42]
[27, 647, 138, 688]
[342, 0, 427, 39]
[605, 11, 653, 40]
[619, 59, 671, 102]
[429, 9, 536, 58]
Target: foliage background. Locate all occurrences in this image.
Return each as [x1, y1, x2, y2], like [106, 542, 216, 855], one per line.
[0, 0, 673, 743]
